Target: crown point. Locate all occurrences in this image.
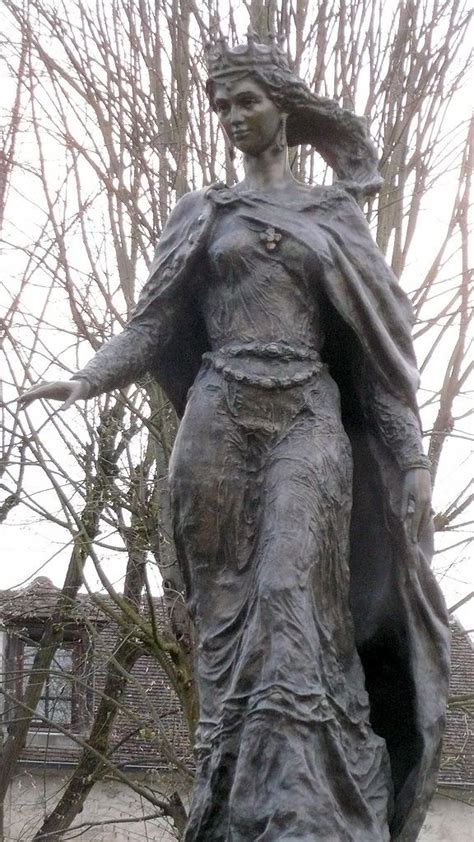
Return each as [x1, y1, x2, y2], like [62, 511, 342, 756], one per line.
[206, 33, 291, 81]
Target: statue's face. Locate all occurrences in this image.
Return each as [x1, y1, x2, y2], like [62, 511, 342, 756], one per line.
[214, 76, 282, 155]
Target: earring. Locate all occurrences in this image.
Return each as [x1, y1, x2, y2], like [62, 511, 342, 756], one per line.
[273, 118, 286, 154]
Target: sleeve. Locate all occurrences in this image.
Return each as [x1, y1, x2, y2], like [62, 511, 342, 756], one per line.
[71, 313, 167, 398]
[368, 378, 431, 472]
[70, 189, 209, 400]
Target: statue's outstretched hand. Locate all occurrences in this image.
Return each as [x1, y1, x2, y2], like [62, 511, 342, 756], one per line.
[401, 467, 432, 543]
[18, 379, 90, 411]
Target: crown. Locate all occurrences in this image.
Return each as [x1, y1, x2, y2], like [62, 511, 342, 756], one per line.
[206, 30, 291, 81]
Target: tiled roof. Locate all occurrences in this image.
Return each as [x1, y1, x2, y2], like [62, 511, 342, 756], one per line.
[1, 578, 473, 786]
[0, 578, 192, 774]
[0, 577, 108, 623]
[438, 621, 474, 788]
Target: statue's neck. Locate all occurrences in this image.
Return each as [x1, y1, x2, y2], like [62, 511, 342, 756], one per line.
[241, 145, 296, 191]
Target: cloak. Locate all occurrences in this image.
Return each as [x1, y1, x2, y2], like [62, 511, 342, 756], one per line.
[130, 183, 450, 841]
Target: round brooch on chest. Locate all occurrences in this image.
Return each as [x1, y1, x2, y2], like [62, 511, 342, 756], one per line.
[259, 227, 282, 250]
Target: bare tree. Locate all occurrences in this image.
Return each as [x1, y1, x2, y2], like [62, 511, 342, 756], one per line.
[0, 0, 472, 839]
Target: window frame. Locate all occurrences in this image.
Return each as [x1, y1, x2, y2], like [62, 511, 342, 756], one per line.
[4, 624, 93, 733]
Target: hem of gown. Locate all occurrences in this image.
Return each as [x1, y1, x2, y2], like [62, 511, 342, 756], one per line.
[186, 706, 392, 842]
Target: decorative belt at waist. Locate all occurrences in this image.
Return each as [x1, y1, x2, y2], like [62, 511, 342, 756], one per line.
[202, 342, 323, 389]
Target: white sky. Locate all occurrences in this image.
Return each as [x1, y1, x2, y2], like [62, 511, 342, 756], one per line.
[1, 1, 472, 633]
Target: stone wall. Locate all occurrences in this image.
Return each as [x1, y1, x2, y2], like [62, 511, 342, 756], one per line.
[4, 771, 473, 841]
[4, 768, 183, 841]
[419, 789, 473, 842]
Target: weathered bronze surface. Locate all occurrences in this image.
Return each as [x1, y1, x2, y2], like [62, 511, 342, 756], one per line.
[21, 35, 450, 842]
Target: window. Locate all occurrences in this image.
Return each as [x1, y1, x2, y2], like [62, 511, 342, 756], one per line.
[4, 627, 93, 732]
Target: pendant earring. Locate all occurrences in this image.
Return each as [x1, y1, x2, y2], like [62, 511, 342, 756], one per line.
[273, 118, 286, 154]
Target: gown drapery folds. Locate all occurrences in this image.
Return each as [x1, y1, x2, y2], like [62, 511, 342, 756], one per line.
[75, 182, 450, 842]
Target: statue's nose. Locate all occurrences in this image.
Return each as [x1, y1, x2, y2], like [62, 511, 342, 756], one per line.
[230, 105, 244, 127]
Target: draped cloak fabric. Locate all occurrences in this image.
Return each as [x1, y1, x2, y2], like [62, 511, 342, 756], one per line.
[80, 183, 450, 841]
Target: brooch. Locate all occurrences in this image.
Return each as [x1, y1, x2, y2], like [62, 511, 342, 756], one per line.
[259, 227, 282, 250]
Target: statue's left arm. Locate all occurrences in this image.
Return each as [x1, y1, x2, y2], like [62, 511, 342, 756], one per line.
[327, 189, 432, 540]
[366, 380, 432, 541]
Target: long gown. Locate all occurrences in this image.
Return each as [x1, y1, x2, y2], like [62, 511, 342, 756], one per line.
[73, 183, 450, 842]
[169, 200, 392, 840]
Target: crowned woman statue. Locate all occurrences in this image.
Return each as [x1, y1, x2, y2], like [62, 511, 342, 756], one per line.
[21, 34, 449, 842]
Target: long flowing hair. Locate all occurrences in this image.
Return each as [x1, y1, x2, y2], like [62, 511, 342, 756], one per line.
[207, 63, 382, 195]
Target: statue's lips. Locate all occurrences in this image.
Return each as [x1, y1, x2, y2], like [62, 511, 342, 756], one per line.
[232, 129, 250, 141]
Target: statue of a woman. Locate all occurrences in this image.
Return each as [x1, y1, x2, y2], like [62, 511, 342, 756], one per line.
[21, 36, 449, 842]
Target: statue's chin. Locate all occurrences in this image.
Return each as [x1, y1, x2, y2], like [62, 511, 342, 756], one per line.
[234, 139, 283, 158]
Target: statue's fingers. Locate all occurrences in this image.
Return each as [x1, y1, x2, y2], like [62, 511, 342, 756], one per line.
[60, 392, 78, 411]
[403, 495, 416, 541]
[401, 484, 411, 520]
[410, 501, 423, 544]
[18, 384, 50, 406]
[60, 380, 87, 411]
[419, 502, 432, 537]
[19, 382, 68, 406]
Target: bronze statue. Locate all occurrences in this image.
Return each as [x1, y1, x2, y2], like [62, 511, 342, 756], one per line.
[21, 35, 449, 842]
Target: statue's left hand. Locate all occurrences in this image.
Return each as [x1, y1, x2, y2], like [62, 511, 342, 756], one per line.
[401, 467, 432, 543]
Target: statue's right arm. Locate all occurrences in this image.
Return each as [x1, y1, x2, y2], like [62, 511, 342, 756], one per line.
[71, 313, 162, 398]
[18, 312, 162, 410]
[19, 188, 211, 411]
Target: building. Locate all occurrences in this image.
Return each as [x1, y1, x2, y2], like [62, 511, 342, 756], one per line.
[0, 577, 472, 841]
[419, 619, 474, 841]
[0, 577, 191, 841]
